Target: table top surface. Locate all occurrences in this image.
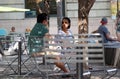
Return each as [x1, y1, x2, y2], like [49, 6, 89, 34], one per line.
[104, 41, 120, 48]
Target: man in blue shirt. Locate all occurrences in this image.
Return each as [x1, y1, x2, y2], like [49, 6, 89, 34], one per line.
[98, 17, 118, 43]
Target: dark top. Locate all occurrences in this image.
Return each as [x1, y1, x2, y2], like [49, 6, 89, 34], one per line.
[98, 25, 110, 43]
[28, 23, 48, 54]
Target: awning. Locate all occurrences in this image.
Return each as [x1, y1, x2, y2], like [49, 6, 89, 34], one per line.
[0, 6, 30, 12]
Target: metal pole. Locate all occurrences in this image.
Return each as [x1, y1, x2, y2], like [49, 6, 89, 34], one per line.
[56, 0, 63, 31]
[76, 47, 84, 79]
[76, 63, 83, 79]
[18, 41, 22, 75]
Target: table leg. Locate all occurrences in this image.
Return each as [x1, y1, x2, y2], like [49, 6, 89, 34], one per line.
[76, 63, 83, 79]
[18, 41, 22, 75]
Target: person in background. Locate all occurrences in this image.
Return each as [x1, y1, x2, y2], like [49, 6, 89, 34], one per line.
[25, 28, 31, 39]
[10, 26, 15, 32]
[9, 26, 17, 36]
[25, 28, 31, 33]
[98, 17, 118, 43]
[9, 26, 16, 39]
[115, 10, 120, 42]
[28, 13, 69, 73]
[5, 26, 16, 49]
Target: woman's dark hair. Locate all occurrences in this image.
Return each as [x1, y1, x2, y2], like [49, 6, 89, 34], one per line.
[37, 13, 48, 23]
[62, 17, 71, 29]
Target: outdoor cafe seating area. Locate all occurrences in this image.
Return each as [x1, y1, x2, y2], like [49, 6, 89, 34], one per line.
[0, 31, 119, 79]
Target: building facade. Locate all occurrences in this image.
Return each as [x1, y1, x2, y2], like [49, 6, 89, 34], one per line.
[0, 0, 112, 19]
[65, 0, 111, 18]
[0, 0, 25, 19]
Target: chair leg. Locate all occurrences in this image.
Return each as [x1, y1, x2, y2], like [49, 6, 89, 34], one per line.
[2, 56, 18, 75]
[106, 69, 118, 79]
[22, 56, 47, 79]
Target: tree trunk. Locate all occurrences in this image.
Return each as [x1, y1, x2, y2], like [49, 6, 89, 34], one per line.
[77, 1, 95, 76]
[78, 0, 95, 34]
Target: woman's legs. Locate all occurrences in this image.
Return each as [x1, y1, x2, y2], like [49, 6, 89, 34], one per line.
[55, 56, 69, 72]
[32, 52, 69, 72]
[55, 62, 69, 72]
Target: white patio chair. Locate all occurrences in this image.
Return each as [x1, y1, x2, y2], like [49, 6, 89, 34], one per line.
[0, 34, 29, 76]
[43, 34, 117, 79]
